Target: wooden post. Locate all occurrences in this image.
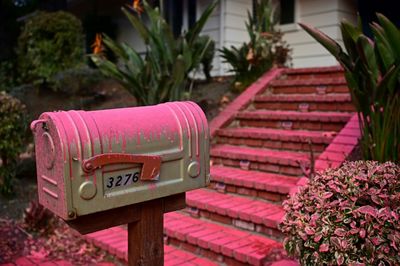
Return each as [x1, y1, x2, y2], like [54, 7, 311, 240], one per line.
[67, 193, 185, 265]
[128, 198, 164, 266]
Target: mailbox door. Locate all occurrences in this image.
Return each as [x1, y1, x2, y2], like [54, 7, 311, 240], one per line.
[32, 114, 71, 220]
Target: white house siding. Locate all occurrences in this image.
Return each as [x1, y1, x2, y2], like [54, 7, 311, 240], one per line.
[197, 0, 222, 76]
[221, 0, 252, 75]
[198, 0, 252, 76]
[284, 0, 357, 67]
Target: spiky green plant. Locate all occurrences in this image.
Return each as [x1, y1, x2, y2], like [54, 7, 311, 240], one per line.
[300, 14, 400, 163]
[90, 1, 217, 106]
[220, 0, 291, 91]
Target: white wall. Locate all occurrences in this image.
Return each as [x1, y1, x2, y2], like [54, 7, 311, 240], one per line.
[283, 0, 357, 67]
[221, 0, 252, 75]
[197, 0, 222, 76]
[198, 0, 252, 76]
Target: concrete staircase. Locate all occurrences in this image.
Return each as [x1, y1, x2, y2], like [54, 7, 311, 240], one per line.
[85, 66, 360, 265]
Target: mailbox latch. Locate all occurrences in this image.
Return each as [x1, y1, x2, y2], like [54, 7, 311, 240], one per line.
[82, 153, 161, 181]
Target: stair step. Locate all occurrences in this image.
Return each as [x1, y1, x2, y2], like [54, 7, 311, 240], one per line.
[267, 76, 348, 95]
[280, 66, 344, 80]
[211, 144, 309, 176]
[270, 77, 346, 87]
[186, 189, 285, 233]
[165, 212, 285, 266]
[255, 94, 351, 103]
[253, 94, 354, 112]
[237, 110, 352, 131]
[210, 165, 298, 196]
[85, 227, 218, 265]
[282, 66, 343, 74]
[216, 127, 333, 152]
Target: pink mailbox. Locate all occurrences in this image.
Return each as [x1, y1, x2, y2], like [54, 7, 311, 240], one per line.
[31, 101, 209, 220]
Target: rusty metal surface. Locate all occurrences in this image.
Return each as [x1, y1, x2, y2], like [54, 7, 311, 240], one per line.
[31, 101, 210, 220]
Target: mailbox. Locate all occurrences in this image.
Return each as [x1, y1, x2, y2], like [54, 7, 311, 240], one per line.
[31, 101, 209, 220]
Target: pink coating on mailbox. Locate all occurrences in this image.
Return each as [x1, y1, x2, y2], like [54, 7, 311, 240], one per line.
[31, 101, 210, 220]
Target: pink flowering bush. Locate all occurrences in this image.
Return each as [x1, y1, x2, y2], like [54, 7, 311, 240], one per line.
[280, 161, 400, 265]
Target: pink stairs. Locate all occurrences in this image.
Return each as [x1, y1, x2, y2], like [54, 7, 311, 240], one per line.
[85, 66, 360, 265]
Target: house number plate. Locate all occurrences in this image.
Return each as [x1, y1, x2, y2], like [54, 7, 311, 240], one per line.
[104, 168, 141, 191]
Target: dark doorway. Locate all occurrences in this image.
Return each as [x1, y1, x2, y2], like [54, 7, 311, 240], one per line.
[357, 0, 400, 37]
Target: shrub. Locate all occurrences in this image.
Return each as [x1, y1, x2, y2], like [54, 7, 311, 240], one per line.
[0, 91, 27, 197]
[49, 66, 105, 96]
[300, 14, 399, 163]
[0, 60, 19, 92]
[16, 11, 85, 85]
[220, 0, 291, 91]
[280, 161, 400, 265]
[91, 1, 218, 106]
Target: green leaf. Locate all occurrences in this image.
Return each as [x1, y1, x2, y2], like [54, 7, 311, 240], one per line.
[170, 55, 186, 100]
[376, 64, 400, 100]
[103, 34, 127, 59]
[377, 13, 400, 58]
[356, 35, 379, 86]
[186, 1, 218, 45]
[370, 22, 395, 71]
[299, 23, 352, 69]
[340, 20, 361, 63]
[122, 7, 150, 44]
[299, 23, 341, 57]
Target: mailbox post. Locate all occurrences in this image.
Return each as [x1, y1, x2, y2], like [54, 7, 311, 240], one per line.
[31, 101, 210, 265]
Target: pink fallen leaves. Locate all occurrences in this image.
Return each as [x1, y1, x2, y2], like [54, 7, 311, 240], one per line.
[29, 248, 49, 259]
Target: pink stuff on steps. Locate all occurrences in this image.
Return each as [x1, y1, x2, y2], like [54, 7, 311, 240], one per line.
[81, 66, 360, 265]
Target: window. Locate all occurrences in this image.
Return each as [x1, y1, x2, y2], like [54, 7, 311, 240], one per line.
[280, 0, 295, 25]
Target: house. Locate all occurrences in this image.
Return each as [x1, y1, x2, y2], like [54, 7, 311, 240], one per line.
[67, 0, 363, 77]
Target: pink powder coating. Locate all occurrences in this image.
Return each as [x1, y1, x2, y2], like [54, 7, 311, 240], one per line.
[148, 183, 157, 191]
[31, 101, 208, 220]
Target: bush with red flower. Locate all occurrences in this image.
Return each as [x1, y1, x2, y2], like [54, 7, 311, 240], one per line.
[280, 161, 400, 265]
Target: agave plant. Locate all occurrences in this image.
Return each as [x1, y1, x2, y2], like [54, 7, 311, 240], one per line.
[300, 14, 400, 163]
[90, 1, 217, 106]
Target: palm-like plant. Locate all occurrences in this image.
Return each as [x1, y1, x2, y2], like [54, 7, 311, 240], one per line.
[300, 14, 399, 163]
[90, 1, 217, 106]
